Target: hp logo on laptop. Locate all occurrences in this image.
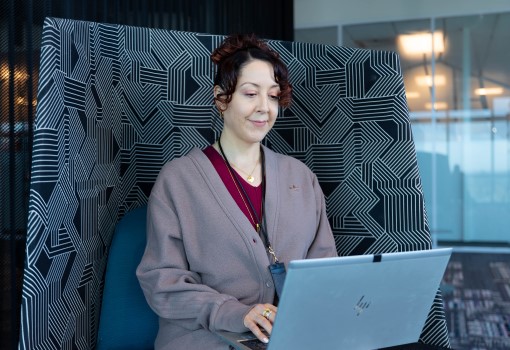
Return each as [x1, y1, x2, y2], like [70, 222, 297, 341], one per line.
[354, 295, 371, 316]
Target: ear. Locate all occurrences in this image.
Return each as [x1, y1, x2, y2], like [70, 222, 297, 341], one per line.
[213, 85, 222, 98]
[213, 85, 227, 113]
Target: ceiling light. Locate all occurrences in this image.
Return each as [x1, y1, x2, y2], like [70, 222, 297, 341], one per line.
[399, 31, 445, 55]
[406, 91, 420, 99]
[415, 75, 446, 87]
[425, 102, 448, 110]
[475, 87, 504, 96]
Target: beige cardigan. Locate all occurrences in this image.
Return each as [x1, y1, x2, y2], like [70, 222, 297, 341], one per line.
[136, 146, 337, 350]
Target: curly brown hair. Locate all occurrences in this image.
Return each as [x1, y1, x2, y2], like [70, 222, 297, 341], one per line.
[211, 33, 292, 109]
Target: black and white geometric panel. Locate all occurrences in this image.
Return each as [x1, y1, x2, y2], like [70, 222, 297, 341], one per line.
[20, 18, 450, 349]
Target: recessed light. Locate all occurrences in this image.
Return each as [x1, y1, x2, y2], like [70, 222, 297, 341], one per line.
[406, 92, 420, 99]
[475, 87, 503, 96]
[425, 102, 448, 110]
[399, 32, 445, 55]
[415, 75, 446, 87]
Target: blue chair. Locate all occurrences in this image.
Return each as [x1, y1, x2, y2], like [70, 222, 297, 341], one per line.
[96, 206, 157, 350]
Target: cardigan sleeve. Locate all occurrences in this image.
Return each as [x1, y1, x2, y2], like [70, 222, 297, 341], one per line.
[305, 173, 338, 259]
[136, 188, 251, 333]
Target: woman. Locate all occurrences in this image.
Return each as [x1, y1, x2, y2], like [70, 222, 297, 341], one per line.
[136, 33, 337, 350]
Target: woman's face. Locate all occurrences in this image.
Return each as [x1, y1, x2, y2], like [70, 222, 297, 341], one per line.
[216, 59, 280, 146]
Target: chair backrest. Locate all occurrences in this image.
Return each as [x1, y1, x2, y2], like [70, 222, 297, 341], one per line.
[96, 205, 156, 350]
[20, 17, 449, 349]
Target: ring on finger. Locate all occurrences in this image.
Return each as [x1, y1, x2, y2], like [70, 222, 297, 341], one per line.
[262, 308, 272, 319]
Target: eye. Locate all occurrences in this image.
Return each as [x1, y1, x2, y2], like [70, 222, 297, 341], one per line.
[244, 93, 257, 98]
[269, 95, 280, 101]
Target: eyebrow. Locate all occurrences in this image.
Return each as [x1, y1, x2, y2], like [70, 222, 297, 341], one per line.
[240, 82, 280, 89]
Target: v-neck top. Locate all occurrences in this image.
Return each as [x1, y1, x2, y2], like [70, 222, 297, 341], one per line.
[203, 145, 262, 231]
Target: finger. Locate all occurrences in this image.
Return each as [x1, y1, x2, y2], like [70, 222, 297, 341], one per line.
[255, 306, 275, 336]
[245, 315, 271, 343]
[257, 314, 273, 338]
[244, 306, 275, 343]
[259, 304, 277, 325]
[251, 323, 270, 343]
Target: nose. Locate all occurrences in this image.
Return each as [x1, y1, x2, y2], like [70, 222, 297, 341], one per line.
[258, 95, 270, 113]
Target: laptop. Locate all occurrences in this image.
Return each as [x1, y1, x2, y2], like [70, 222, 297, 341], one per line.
[216, 248, 452, 350]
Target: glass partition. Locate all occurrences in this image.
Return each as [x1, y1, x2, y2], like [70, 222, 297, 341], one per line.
[343, 12, 510, 245]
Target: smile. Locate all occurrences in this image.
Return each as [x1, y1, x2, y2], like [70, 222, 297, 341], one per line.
[249, 120, 268, 126]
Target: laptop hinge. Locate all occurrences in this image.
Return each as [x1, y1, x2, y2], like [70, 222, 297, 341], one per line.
[373, 254, 382, 262]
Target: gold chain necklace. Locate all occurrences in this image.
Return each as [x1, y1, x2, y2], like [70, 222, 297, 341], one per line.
[230, 161, 259, 183]
[216, 142, 260, 184]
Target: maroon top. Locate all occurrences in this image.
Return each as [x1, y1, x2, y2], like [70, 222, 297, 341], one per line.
[203, 146, 262, 231]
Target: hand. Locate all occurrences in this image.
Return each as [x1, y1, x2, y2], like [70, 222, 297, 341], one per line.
[243, 303, 277, 344]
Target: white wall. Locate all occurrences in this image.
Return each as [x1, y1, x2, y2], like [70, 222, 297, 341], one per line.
[295, 0, 510, 28]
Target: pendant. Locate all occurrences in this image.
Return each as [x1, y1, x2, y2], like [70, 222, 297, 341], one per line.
[247, 175, 254, 183]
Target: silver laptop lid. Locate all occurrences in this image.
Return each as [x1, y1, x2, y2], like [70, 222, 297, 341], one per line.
[266, 248, 452, 350]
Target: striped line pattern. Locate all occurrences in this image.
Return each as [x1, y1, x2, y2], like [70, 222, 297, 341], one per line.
[19, 18, 450, 349]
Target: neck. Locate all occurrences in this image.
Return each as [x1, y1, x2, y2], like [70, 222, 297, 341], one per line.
[215, 134, 261, 169]
[215, 134, 263, 186]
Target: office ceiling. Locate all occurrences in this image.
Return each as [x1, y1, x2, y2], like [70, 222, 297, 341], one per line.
[343, 12, 510, 113]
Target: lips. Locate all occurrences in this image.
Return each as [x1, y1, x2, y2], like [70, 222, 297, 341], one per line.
[249, 120, 268, 126]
